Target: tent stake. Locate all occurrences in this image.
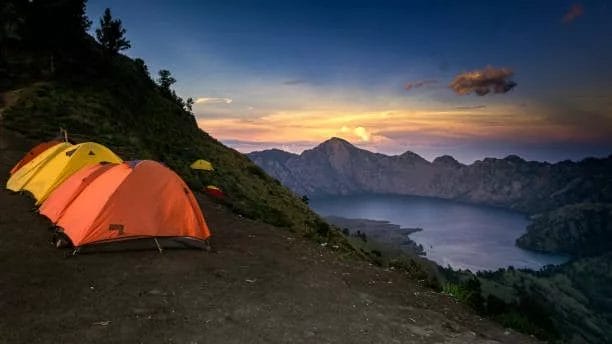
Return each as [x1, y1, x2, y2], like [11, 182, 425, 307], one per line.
[153, 237, 163, 253]
[72, 247, 80, 256]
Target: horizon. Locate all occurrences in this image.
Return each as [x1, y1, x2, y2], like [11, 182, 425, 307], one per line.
[243, 136, 612, 164]
[86, 0, 612, 163]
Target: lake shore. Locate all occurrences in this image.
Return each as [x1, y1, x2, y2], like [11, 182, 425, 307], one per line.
[324, 215, 426, 256]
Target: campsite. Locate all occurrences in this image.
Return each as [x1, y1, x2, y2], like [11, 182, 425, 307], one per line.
[2, 0, 611, 342]
[0, 129, 532, 343]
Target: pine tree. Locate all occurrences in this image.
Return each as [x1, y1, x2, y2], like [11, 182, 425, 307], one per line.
[95, 8, 131, 55]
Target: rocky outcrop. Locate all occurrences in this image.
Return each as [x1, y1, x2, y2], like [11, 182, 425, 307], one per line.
[516, 203, 612, 256]
[247, 137, 612, 213]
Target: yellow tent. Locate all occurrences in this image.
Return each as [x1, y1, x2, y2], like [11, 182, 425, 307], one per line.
[6, 142, 122, 204]
[190, 159, 214, 171]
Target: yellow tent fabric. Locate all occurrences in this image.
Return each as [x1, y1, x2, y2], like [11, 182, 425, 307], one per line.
[6, 142, 123, 204]
[190, 159, 214, 171]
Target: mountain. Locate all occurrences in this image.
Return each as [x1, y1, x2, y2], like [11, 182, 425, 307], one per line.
[248, 137, 612, 214]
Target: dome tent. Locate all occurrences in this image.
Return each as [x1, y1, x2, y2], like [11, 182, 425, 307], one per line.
[190, 159, 214, 171]
[9, 140, 63, 175]
[39, 160, 211, 249]
[6, 142, 122, 205]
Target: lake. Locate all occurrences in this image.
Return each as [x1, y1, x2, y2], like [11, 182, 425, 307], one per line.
[310, 194, 569, 271]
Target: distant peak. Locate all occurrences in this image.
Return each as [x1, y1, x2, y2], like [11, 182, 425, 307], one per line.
[503, 154, 525, 163]
[316, 137, 356, 149]
[324, 137, 353, 145]
[399, 150, 427, 163]
[433, 155, 462, 166]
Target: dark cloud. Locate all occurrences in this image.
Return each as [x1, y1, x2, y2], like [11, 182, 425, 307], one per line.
[455, 105, 486, 110]
[283, 79, 307, 85]
[404, 79, 437, 91]
[449, 66, 517, 96]
[562, 3, 584, 23]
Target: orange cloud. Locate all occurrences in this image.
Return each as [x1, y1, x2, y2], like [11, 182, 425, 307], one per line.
[449, 66, 517, 96]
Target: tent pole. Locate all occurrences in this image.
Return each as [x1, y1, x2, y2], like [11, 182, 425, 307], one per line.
[153, 237, 163, 253]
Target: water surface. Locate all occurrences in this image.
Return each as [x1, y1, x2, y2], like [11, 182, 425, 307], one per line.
[310, 194, 568, 271]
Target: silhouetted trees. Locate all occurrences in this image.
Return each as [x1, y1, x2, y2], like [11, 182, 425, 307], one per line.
[157, 69, 176, 92]
[3, 0, 92, 76]
[156, 69, 193, 114]
[185, 97, 194, 113]
[95, 8, 131, 55]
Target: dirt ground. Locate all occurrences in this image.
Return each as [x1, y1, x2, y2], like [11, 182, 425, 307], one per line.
[0, 128, 536, 343]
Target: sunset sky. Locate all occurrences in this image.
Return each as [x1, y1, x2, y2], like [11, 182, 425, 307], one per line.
[87, 0, 612, 163]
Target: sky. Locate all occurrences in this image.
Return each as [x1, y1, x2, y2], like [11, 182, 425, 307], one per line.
[87, 0, 612, 163]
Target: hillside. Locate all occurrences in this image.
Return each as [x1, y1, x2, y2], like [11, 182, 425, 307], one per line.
[0, 129, 535, 343]
[516, 203, 612, 256]
[475, 254, 612, 343]
[248, 137, 612, 214]
[1, 50, 343, 246]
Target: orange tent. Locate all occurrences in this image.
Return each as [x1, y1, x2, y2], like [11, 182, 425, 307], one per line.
[9, 140, 63, 175]
[39, 160, 211, 248]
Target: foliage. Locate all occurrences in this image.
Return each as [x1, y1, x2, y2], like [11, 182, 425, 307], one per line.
[157, 69, 176, 91]
[95, 8, 131, 55]
[442, 279, 484, 313]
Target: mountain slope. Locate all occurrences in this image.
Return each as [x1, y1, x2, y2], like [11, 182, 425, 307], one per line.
[0, 130, 535, 344]
[0, 54, 342, 241]
[248, 137, 612, 213]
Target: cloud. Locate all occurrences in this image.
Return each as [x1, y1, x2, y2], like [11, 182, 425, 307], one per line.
[195, 97, 233, 105]
[449, 66, 517, 96]
[455, 105, 487, 110]
[562, 3, 584, 23]
[339, 126, 375, 142]
[283, 79, 307, 85]
[404, 79, 437, 91]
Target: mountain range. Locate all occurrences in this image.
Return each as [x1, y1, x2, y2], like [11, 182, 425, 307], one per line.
[248, 137, 612, 214]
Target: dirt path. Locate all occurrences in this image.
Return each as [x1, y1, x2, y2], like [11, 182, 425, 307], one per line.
[0, 128, 536, 343]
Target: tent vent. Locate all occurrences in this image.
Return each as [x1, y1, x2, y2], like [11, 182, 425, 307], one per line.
[65, 148, 77, 157]
[88, 150, 96, 156]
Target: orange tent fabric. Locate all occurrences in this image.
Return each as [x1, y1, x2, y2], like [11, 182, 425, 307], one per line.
[39, 160, 211, 247]
[9, 140, 63, 175]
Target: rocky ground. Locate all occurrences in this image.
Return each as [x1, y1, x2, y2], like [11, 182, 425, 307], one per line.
[0, 130, 536, 343]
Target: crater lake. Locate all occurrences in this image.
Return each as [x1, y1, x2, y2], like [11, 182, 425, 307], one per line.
[310, 194, 569, 271]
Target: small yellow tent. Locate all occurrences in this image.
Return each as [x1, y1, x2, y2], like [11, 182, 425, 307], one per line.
[190, 159, 214, 171]
[6, 142, 122, 204]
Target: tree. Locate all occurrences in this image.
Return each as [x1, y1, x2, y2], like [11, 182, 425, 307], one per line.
[95, 8, 131, 55]
[185, 97, 194, 113]
[134, 58, 150, 78]
[301, 195, 309, 204]
[157, 69, 176, 91]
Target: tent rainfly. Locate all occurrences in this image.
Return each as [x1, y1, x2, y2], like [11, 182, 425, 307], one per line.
[205, 185, 225, 199]
[10, 140, 63, 175]
[39, 160, 211, 248]
[190, 159, 214, 171]
[6, 142, 122, 204]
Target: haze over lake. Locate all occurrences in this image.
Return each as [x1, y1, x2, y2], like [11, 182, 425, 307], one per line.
[310, 194, 569, 271]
